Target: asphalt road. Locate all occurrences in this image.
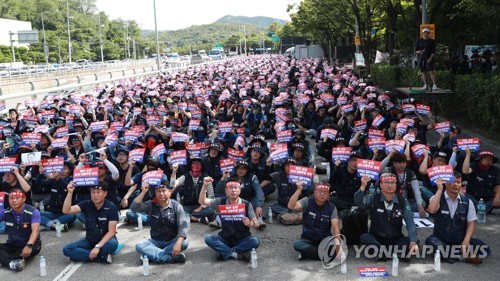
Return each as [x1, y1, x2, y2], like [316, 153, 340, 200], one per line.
[0, 198, 498, 281]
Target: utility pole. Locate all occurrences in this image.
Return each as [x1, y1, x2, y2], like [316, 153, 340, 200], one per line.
[243, 26, 247, 56]
[153, 0, 161, 71]
[41, 12, 49, 65]
[9, 31, 16, 63]
[98, 14, 104, 63]
[66, 0, 72, 63]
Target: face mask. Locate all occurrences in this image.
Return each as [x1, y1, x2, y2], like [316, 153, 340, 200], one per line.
[191, 162, 203, 178]
[147, 138, 157, 149]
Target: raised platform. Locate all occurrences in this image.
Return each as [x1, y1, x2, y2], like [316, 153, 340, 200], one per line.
[395, 87, 455, 100]
[395, 87, 456, 121]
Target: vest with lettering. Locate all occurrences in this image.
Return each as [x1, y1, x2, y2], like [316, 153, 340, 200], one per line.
[433, 194, 468, 244]
[183, 173, 207, 206]
[369, 193, 405, 240]
[149, 200, 179, 242]
[5, 204, 41, 248]
[219, 197, 251, 242]
[238, 174, 256, 202]
[301, 198, 335, 245]
[85, 200, 115, 244]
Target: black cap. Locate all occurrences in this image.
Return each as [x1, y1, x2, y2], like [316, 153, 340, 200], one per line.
[90, 181, 108, 191]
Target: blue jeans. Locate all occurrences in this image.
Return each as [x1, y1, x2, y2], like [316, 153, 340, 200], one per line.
[420, 186, 435, 203]
[125, 210, 151, 226]
[360, 233, 413, 258]
[294, 238, 327, 260]
[40, 211, 76, 229]
[63, 238, 118, 262]
[136, 238, 188, 263]
[183, 205, 214, 219]
[204, 234, 260, 260]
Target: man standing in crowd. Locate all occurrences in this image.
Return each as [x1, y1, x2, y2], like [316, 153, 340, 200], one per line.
[416, 28, 437, 90]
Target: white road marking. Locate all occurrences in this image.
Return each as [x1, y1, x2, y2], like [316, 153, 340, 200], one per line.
[52, 262, 83, 281]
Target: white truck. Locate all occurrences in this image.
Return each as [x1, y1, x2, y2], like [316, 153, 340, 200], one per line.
[284, 45, 324, 59]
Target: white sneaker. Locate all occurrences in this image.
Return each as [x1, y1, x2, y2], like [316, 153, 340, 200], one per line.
[432, 84, 438, 90]
[421, 84, 427, 90]
[105, 254, 113, 264]
[9, 259, 25, 271]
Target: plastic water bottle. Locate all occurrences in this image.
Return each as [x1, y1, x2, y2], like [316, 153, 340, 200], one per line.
[176, 192, 181, 204]
[55, 221, 62, 237]
[186, 214, 191, 230]
[477, 198, 486, 223]
[39, 256, 47, 276]
[434, 250, 441, 271]
[268, 207, 273, 224]
[325, 163, 331, 179]
[251, 248, 258, 269]
[391, 253, 399, 276]
[39, 201, 45, 212]
[137, 214, 143, 230]
[142, 255, 149, 276]
[340, 252, 347, 274]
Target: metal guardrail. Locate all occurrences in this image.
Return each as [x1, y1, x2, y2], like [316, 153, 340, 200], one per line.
[0, 58, 229, 115]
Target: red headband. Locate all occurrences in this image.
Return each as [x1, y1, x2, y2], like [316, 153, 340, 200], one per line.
[226, 181, 241, 189]
[315, 184, 330, 191]
[9, 191, 26, 198]
[380, 175, 397, 183]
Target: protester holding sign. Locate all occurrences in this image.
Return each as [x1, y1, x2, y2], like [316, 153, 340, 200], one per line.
[426, 172, 490, 264]
[1, 166, 33, 209]
[329, 151, 366, 214]
[380, 151, 427, 217]
[131, 183, 188, 264]
[62, 181, 119, 263]
[354, 173, 418, 260]
[288, 181, 340, 260]
[462, 149, 500, 213]
[215, 160, 266, 229]
[35, 160, 76, 232]
[199, 178, 260, 262]
[170, 159, 215, 224]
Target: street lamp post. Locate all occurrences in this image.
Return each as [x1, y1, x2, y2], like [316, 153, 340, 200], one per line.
[98, 14, 104, 63]
[41, 12, 49, 65]
[153, 0, 161, 71]
[66, 0, 72, 63]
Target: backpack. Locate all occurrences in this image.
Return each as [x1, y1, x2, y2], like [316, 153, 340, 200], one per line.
[341, 208, 369, 245]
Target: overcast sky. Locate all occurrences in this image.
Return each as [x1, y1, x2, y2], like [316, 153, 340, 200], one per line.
[95, 0, 302, 30]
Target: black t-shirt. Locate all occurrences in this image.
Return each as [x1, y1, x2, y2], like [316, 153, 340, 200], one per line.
[416, 38, 436, 60]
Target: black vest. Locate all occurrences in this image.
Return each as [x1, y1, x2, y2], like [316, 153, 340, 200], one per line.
[369, 193, 405, 240]
[433, 194, 468, 244]
[5, 204, 41, 248]
[149, 200, 179, 242]
[182, 174, 206, 206]
[390, 167, 415, 200]
[301, 198, 335, 245]
[276, 172, 297, 207]
[238, 174, 256, 202]
[219, 197, 251, 243]
[84, 200, 116, 244]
